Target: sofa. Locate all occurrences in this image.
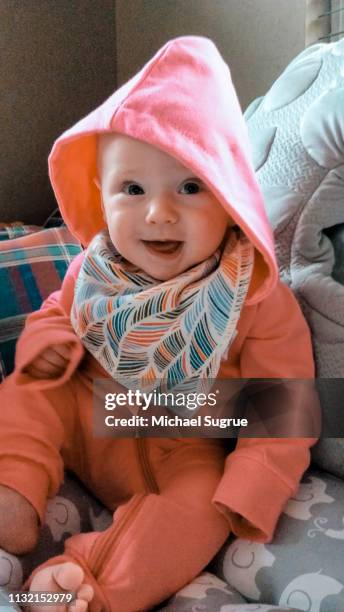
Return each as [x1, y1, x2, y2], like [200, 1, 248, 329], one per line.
[1, 38, 344, 612]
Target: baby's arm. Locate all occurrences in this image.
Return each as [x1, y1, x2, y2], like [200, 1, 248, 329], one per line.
[13, 252, 86, 388]
[212, 280, 319, 542]
[0, 256, 88, 556]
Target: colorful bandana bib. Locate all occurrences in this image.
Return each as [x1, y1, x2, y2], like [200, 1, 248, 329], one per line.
[71, 228, 254, 396]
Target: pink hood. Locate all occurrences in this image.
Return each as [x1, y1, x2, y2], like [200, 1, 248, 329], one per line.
[48, 35, 278, 305]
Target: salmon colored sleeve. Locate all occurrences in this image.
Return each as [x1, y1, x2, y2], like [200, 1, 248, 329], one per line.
[13, 251, 86, 390]
[212, 280, 320, 542]
[0, 253, 85, 521]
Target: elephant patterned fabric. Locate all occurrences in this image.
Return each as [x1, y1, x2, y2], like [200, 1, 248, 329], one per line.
[209, 469, 344, 611]
[0, 468, 344, 611]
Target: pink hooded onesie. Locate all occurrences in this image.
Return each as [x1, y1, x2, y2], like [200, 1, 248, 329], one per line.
[0, 36, 318, 611]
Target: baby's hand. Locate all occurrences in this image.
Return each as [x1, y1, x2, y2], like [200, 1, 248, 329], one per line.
[23, 344, 72, 379]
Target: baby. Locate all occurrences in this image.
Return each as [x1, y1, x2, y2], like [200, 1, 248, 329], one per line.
[0, 36, 318, 612]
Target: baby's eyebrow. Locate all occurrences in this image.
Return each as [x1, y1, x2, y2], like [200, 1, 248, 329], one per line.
[184, 176, 204, 182]
[110, 168, 142, 177]
[110, 170, 204, 183]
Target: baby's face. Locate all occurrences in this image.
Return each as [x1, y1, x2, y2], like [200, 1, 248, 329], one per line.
[97, 133, 231, 281]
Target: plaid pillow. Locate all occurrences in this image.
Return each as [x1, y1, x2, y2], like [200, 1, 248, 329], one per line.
[0, 226, 83, 380]
[0, 222, 41, 241]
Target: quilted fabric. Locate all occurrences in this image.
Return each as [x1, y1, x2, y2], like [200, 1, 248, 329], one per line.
[0, 226, 82, 379]
[245, 38, 344, 372]
[244, 37, 344, 476]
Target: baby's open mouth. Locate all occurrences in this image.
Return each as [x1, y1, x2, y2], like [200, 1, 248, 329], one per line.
[142, 240, 183, 255]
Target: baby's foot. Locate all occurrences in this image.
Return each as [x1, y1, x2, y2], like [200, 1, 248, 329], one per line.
[29, 562, 94, 612]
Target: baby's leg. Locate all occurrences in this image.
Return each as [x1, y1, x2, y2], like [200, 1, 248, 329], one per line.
[94, 439, 230, 610]
[32, 438, 230, 612]
[0, 484, 39, 554]
[0, 374, 77, 555]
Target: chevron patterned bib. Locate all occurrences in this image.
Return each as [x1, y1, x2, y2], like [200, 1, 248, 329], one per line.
[71, 228, 254, 395]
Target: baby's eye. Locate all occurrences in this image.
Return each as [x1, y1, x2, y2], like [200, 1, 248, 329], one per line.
[122, 182, 144, 196]
[180, 181, 201, 195]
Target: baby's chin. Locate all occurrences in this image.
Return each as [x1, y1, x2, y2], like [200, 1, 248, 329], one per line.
[120, 257, 141, 273]
[132, 259, 212, 282]
[118, 258, 173, 280]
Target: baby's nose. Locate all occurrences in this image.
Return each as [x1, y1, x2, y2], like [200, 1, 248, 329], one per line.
[145, 195, 178, 225]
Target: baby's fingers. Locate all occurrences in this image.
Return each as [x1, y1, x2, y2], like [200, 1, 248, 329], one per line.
[23, 362, 64, 379]
[51, 343, 74, 360]
[23, 348, 69, 378]
[41, 347, 70, 369]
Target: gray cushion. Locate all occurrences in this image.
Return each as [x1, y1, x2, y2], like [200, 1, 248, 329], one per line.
[244, 38, 344, 476]
[2, 468, 343, 610]
[211, 469, 344, 610]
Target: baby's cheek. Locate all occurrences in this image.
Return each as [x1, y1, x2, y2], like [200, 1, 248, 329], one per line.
[107, 223, 139, 263]
[106, 212, 125, 239]
[106, 225, 124, 254]
[195, 215, 226, 250]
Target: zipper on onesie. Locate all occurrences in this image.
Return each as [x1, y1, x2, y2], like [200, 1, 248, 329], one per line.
[136, 438, 160, 494]
[88, 493, 146, 578]
[87, 439, 159, 577]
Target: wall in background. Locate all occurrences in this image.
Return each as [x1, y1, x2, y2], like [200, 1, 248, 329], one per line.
[306, 0, 330, 45]
[116, 0, 307, 110]
[0, 0, 117, 224]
